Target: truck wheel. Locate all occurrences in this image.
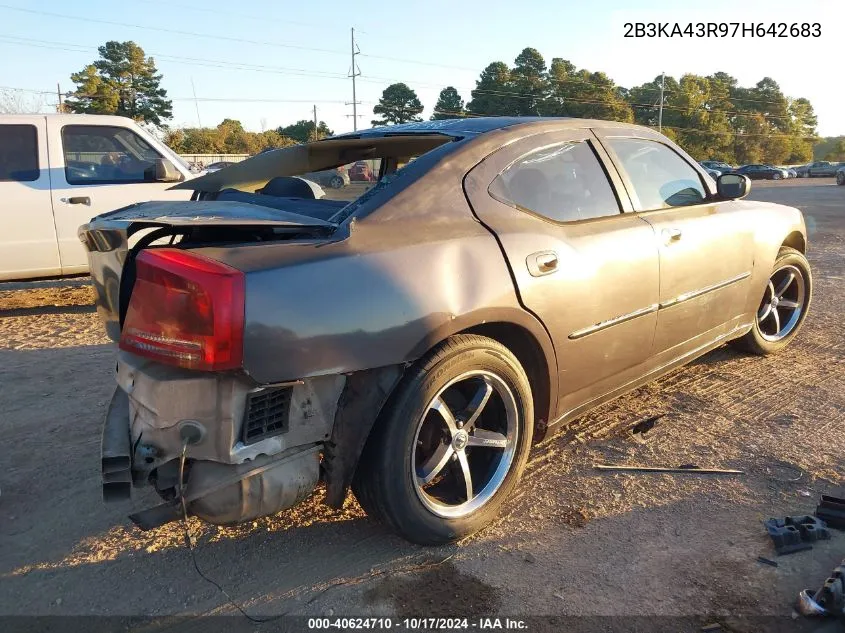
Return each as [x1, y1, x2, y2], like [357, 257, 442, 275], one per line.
[353, 335, 534, 545]
[731, 247, 812, 355]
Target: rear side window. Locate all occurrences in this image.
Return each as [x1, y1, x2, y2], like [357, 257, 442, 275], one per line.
[0, 124, 39, 182]
[489, 140, 620, 222]
[62, 125, 164, 185]
[606, 138, 706, 210]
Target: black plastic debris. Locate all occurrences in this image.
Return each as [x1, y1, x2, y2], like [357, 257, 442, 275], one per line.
[816, 495, 845, 530]
[796, 560, 845, 618]
[764, 515, 830, 555]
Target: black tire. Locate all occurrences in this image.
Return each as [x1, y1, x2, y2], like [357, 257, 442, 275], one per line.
[329, 175, 344, 189]
[731, 247, 812, 355]
[772, 172, 781, 180]
[353, 334, 534, 545]
[836, 172, 845, 186]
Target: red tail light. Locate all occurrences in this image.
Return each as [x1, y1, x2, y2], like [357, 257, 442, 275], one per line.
[119, 249, 245, 371]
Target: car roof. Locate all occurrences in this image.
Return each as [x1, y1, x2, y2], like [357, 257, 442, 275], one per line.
[329, 116, 648, 140]
[0, 113, 141, 125]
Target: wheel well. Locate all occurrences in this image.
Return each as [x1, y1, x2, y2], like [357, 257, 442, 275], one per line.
[460, 322, 551, 432]
[782, 231, 806, 253]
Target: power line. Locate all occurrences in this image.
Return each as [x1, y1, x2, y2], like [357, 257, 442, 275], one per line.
[3, 71, 800, 130]
[0, 35, 351, 80]
[0, 4, 803, 113]
[133, 0, 333, 31]
[0, 85, 374, 105]
[0, 31, 802, 116]
[429, 110, 817, 140]
[0, 4, 347, 56]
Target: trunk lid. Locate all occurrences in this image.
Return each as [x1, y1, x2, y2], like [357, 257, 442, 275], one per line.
[79, 200, 337, 342]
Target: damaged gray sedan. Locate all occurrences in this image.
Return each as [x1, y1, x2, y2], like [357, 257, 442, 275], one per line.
[83, 118, 812, 545]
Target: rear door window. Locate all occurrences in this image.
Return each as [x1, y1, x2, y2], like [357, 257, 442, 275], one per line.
[488, 140, 621, 222]
[0, 124, 39, 182]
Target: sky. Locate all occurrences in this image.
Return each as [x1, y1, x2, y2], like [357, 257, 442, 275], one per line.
[1, 0, 843, 136]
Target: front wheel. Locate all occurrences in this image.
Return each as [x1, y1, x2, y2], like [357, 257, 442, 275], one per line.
[329, 175, 344, 189]
[772, 172, 781, 180]
[837, 172, 845, 186]
[353, 334, 534, 545]
[731, 247, 812, 355]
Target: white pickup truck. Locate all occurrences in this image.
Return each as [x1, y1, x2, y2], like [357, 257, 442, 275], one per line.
[0, 114, 194, 281]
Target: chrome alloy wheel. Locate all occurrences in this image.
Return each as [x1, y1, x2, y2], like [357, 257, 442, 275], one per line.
[411, 370, 518, 519]
[757, 264, 806, 342]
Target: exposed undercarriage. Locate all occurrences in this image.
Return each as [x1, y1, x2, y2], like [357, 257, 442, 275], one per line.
[102, 351, 402, 529]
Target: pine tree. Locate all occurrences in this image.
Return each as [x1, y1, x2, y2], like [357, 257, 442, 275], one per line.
[467, 62, 516, 116]
[431, 87, 465, 119]
[66, 41, 172, 125]
[510, 48, 547, 116]
[371, 83, 424, 125]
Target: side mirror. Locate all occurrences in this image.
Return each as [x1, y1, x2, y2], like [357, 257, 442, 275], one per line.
[145, 158, 184, 183]
[716, 173, 750, 200]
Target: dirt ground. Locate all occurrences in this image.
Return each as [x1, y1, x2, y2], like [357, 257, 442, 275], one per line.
[1, 179, 843, 632]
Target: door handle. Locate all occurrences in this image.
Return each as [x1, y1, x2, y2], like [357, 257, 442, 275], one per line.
[662, 228, 682, 244]
[527, 251, 558, 277]
[61, 196, 91, 205]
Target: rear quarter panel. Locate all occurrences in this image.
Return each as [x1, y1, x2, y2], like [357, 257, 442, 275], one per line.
[197, 163, 556, 388]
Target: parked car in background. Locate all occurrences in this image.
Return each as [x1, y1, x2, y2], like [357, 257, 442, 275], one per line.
[801, 161, 840, 178]
[349, 160, 376, 182]
[836, 164, 845, 185]
[735, 164, 789, 180]
[204, 161, 237, 173]
[700, 160, 735, 174]
[0, 114, 193, 281]
[700, 164, 722, 179]
[302, 166, 350, 189]
[82, 117, 811, 545]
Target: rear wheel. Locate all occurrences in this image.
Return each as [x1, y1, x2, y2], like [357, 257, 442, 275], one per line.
[731, 247, 812, 355]
[772, 172, 781, 180]
[837, 172, 845, 186]
[329, 175, 344, 189]
[353, 335, 533, 545]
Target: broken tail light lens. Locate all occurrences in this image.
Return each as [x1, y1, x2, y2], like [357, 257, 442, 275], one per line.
[119, 249, 245, 371]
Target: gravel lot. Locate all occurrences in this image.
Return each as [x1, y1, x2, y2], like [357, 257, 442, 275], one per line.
[1, 179, 843, 631]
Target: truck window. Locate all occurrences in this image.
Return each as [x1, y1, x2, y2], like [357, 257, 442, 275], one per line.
[61, 125, 164, 185]
[0, 124, 39, 182]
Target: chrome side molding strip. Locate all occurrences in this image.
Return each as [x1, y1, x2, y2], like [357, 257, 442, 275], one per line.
[568, 271, 751, 340]
[569, 304, 659, 340]
[659, 271, 751, 309]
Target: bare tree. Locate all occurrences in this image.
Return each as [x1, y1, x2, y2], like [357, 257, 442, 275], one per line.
[0, 89, 46, 114]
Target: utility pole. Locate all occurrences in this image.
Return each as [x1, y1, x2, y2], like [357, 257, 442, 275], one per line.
[313, 104, 318, 141]
[191, 77, 202, 127]
[346, 27, 362, 131]
[56, 83, 63, 113]
[658, 71, 665, 133]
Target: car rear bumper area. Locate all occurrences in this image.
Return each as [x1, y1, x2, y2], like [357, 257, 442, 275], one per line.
[101, 351, 346, 528]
